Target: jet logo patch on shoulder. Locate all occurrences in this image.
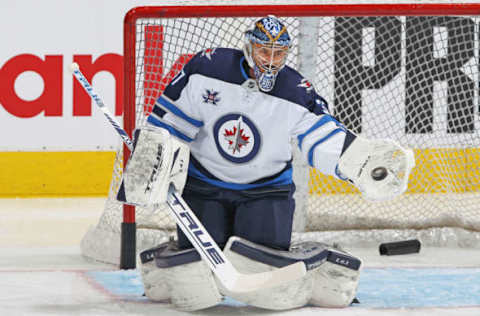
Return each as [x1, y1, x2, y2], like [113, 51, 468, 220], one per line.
[201, 48, 217, 60]
[298, 78, 314, 93]
[213, 114, 261, 163]
[202, 89, 221, 105]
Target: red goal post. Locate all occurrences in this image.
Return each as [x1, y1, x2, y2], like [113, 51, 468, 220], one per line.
[80, 3, 480, 268]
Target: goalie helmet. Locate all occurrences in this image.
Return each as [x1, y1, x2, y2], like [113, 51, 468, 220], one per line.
[243, 16, 291, 92]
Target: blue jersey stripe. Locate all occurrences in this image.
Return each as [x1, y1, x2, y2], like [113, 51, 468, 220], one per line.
[157, 96, 203, 127]
[307, 128, 345, 166]
[147, 115, 194, 143]
[239, 56, 249, 80]
[188, 162, 293, 190]
[297, 115, 336, 150]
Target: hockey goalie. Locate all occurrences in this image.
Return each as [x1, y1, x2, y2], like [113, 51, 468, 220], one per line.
[118, 16, 415, 311]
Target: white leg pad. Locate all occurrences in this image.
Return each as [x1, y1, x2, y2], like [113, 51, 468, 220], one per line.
[140, 244, 170, 302]
[221, 237, 361, 310]
[309, 257, 361, 307]
[139, 242, 222, 311]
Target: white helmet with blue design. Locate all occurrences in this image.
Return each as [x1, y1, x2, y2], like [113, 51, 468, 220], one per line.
[243, 16, 291, 92]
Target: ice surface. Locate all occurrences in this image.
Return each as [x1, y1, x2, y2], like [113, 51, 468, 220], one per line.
[1, 198, 480, 316]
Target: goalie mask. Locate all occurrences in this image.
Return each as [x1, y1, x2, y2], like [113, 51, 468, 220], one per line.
[244, 16, 291, 92]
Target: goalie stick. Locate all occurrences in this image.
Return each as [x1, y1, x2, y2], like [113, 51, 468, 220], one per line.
[70, 62, 307, 293]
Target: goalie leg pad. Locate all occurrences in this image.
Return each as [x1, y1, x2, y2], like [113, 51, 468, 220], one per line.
[117, 126, 189, 207]
[139, 241, 222, 311]
[293, 242, 362, 307]
[222, 237, 362, 309]
[139, 243, 170, 302]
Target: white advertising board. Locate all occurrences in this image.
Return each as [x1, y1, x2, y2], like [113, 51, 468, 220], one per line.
[0, 1, 168, 151]
[1, 1, 479, 151]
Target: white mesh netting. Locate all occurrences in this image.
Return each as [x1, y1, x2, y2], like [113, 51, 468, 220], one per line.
[81, 7, 480, 265]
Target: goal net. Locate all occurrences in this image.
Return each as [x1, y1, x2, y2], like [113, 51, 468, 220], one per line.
[81, 3, 480, 266]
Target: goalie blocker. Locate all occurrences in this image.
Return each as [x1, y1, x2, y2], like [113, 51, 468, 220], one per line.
[117, 126, 190, 206]
[140, 237, 361, 311]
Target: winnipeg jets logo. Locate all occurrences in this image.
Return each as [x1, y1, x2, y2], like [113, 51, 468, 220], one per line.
[223, 116, 250, 154]
[202, 89, 220, 105]
[213, 114, 261, 163]
[262, 17, 282, 37]
[298, 78, 314, 93]
[201, 48, 216, 60]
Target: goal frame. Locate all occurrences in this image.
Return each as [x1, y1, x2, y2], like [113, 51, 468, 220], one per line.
[120, 3, 480, 268]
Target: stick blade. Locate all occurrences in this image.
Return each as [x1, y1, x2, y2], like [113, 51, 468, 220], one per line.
[227, 261, 306, 293]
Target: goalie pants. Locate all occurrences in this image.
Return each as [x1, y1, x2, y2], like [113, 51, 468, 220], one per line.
[177, 176, 295, 251]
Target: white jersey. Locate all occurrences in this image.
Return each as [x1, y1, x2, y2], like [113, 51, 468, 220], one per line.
[147, 48, 354, 190]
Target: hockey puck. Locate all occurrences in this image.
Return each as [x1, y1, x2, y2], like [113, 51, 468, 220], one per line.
[371, 167, 388, 181]
[379, 239, 421, 256]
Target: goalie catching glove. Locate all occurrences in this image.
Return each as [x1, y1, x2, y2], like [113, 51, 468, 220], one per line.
[337, 136, 415, 201]
[117, 126, 189, 206]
